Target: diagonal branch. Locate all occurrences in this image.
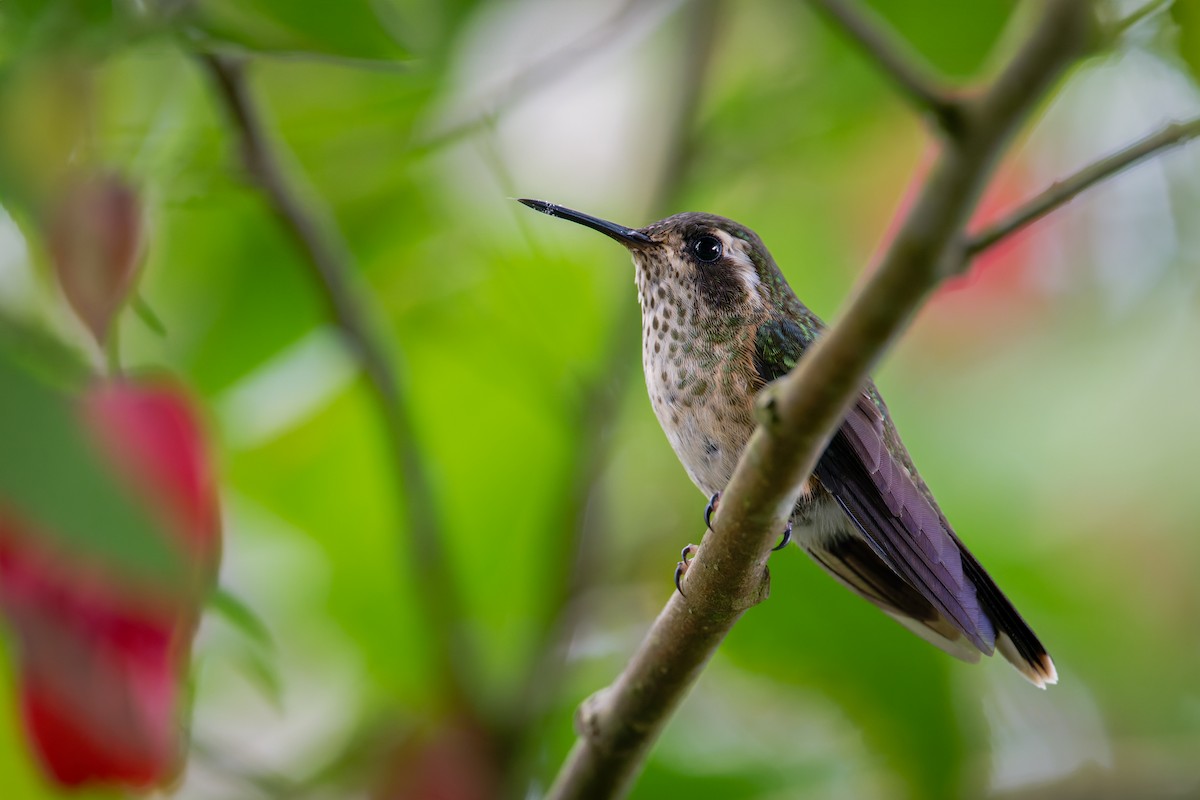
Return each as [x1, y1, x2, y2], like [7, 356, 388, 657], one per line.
[545, 1, 1097, 798]
[1107, 0, 1173, 39]
[411, 0, 653, 155]
[200, 55, 477, 710]
[966, 116, 1200, 257]
[806, 0, 962, 133]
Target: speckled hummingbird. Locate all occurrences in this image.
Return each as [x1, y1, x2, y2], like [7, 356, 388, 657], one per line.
[519, 198, 1056, 688]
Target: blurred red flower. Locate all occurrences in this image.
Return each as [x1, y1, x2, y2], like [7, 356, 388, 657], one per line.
[0, 379, 220, 789]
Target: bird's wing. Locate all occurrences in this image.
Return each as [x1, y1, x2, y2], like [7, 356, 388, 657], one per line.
[753, 318, 1056, 686]
[814, 391, 993, 651]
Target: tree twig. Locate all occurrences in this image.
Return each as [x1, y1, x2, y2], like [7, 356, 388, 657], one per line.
[806, 0, 961, 134]
[545, 2, 1097, 798]
[967, 116, 1200, 257]
[200, 55, 477, 711]
[410, 0, 655, 155]
[1107, 0, 1173, 39]
[191, 40, 416, 73]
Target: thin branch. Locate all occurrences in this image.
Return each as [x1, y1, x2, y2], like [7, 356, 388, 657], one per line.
[190, 39, 416, 73]
[410, 0, 655, 155]
[806, 0, 962, 134]
[200, 55, 477, 711]
[1107, 0, 1173, 39]
[967, 116, 1200, 256]
[545, 2, 1097, 798]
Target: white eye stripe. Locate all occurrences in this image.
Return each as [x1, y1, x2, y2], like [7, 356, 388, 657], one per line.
[717, 231, 765, 307]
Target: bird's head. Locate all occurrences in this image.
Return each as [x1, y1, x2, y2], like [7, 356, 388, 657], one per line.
[518, 199, 794, 318]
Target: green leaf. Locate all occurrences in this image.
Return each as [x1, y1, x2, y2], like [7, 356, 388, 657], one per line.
[863, 0, 1015, 79]
[0, 314, 91, 387]
[210, 586, 276, 652]
[0, 345, 181, 583]
[1173, 0, 1200, 85]
[132, 292, 169, 337]
[234, 645, 285, 712]
[189, 0, 412, 64]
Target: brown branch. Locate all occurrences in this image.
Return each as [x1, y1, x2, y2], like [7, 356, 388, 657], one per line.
[545, 1, 1097, 798]
[806, 0, 962, 133]
[200, 55, 477, 710]
[967, 116, 1200, 257]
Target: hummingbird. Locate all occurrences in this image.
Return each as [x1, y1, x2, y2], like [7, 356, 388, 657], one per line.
[519, 198, 1057, 688]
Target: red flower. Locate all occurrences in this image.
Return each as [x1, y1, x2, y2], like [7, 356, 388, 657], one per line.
[0, 380, 220, 789]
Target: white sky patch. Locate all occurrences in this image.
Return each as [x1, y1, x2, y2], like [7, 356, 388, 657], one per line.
[1024, 43, 1200, 310]
[429, 0, 684, 218]
[217, 327, 357, 449]
[0, 207, 35, 313]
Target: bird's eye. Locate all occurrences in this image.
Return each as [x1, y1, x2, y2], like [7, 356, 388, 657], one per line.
[691, 235, 723, 263]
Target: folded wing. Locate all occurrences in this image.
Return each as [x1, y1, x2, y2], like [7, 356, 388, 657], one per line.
[753, 317, 1056, 687]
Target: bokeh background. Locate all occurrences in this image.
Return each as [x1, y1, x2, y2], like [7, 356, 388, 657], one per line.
[1, 0, 1200, 797]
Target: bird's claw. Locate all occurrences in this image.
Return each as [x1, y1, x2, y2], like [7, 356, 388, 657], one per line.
[705, 490, 790, 551]
[704, 492, 721, 529]
[688, 493, 785, 594]
[772, 519, 793, 551]
[674, 544, 699, 596]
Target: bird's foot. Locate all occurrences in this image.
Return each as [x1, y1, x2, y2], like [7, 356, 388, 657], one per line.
[704, 492, 721, 529]
[772, 519, 793, 551]
[706, 491, 790, 551]
[674, 543, 699, 596]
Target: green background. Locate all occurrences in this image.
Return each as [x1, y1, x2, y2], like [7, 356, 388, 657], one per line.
[1, 1, 1199, 798]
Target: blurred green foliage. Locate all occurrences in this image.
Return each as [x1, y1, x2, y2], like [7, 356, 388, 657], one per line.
[1, 1, 1199, 798]
[0, 349, 183, 582]
[1174, 0, 1200, 83]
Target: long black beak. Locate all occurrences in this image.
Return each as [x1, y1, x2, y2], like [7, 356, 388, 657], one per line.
[517, 199, 653, 248]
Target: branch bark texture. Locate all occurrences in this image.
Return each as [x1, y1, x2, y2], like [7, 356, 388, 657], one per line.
[547, 1, 1099, 798]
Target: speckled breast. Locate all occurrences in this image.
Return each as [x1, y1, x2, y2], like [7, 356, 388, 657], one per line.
[638, 291, 759, 497]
